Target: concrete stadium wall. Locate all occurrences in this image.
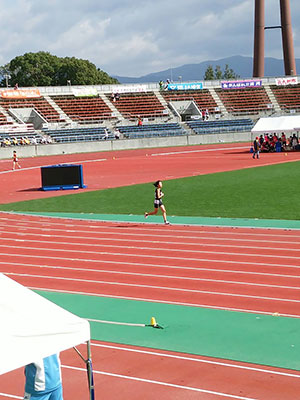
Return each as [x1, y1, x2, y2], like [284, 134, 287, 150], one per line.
[0, 132, 252, 161]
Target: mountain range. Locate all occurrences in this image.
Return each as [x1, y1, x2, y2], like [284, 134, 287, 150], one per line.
[113, 55, 300, 84]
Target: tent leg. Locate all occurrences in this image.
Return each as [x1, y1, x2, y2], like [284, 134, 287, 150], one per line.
[73, 342, 95, 399]
[87, 341, 95, 400]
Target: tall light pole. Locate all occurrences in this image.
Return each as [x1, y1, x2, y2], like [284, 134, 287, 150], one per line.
[253, 0, 296, 77]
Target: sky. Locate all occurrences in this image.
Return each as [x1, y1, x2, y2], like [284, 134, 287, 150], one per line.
[0, 0, 299, 77]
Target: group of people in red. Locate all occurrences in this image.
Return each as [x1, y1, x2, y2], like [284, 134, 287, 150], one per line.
[257, 132, 299, 153]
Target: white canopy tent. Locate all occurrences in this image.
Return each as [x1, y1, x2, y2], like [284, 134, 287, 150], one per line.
[251, 115, 300, 135]
[0, 273, 94, 397]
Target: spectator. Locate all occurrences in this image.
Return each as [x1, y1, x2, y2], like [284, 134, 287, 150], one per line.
[159, 80, 164, 90]
[252, 136, 260, 159]
[14, 83, 19, 90]
[114, 128, 120, 139]
[291, 134, 298, 150]
[137, 116, 143, 126]
[280, 132, 286, 147]
[24, 354, 64, 400]
[104, 128, 109, 140]
[205, 109, 209, 120]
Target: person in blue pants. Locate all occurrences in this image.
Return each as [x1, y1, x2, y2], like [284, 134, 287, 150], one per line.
[23, 354, 63, 400]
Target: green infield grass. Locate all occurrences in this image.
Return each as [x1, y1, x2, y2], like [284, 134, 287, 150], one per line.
[1, 161, 299, 220]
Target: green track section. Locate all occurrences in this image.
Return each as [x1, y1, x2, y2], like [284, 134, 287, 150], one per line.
[37, 291, 300, 371]
[12, 211, 300, 230]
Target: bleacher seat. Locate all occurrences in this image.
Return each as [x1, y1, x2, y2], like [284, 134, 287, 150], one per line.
[43, 126, 114, 143]
[117, 123, 187, 139]
[215, 87, 271, 115]
[270, 84, 300, 112]
[51, 95, 114, 122]
[0, 97, 62, 122]
[108, 92, 166, 118]
[187, 119, 254, 134]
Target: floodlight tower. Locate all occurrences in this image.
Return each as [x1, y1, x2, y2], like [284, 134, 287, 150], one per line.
[253, 0, 296, 77]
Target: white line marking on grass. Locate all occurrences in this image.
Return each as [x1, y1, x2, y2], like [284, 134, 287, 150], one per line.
[6, 272, 300, 303]
[27, 286, 300, 318]
[91, 343, 300, 379]
[88, 318, 146, 327]
[62, 364, 259, 400]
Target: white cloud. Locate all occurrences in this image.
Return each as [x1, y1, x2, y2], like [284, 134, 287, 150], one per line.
[0, 0, 299, 76]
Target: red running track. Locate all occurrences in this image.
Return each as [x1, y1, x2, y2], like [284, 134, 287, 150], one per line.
[1, 212, 300, 400]
[1, 143, 300, 204]
[1, 144, 300, 399]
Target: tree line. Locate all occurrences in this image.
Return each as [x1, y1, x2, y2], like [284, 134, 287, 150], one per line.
[0, 51, 118, 87]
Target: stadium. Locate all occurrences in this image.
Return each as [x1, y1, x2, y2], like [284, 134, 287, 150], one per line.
[1, 1, 300, 400]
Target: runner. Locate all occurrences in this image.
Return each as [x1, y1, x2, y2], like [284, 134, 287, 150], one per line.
[145, 180, 169, 225]
[12, 150, 21, 170]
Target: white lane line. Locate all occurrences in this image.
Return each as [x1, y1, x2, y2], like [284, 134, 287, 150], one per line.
[2, 234, 300, 253]
[0, 158, 107, 175]
[2, 226, 300, 246]
[91, 342, 300, 379]
[5, 272, 300, 303]
[2, 259, 300, 280]
[150, 146, 249, 156]
[1, 215, 300, 238]
[2, 260, 300, 291]
[1, 242, 299, 262]
[0, 394, 22, 399]
[28, 286, 300, 318]
[62, 364, 258, 400]
[0, 216, 300, 244]
[1, 250, 299, 272]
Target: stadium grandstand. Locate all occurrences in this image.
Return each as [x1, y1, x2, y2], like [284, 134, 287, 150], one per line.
[0, 76, 299, 151]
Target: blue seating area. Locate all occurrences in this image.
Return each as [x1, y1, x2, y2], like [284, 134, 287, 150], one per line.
[117, 123, 187, 139]
[187, 119, 254, 134]
[43, 127, 114, 143]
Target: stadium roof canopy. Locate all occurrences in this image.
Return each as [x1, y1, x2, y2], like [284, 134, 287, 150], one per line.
[0, 273, 90, 375]
[251, 115, 300, 134]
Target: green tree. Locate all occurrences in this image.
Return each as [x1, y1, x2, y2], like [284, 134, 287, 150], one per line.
[203, 64, 239, 80]
[0, 51, 118, 87]
[214, 65, 223, 80]
[223, 64, 240, 80]
[204, 65, 214, 80]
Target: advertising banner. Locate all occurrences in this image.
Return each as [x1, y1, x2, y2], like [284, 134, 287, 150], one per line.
[167, 82, 203, 90]
[0, 88, 41, 99]
[72, 88, 98, 97]
[275, 77, 298, 86]
[221, 80, 262, 89]
[112, 85, 149, 93]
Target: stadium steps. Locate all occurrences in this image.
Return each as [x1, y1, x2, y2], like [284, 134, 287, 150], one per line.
[264, 85, 281, 113]
[99, 93, 123, 122]
[44, 96, 72, 123]
[208, 88, 228, 117]
[154, 91, 177, 122]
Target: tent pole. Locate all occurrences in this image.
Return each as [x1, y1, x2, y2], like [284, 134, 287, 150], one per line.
[87, 340, 95, 400]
